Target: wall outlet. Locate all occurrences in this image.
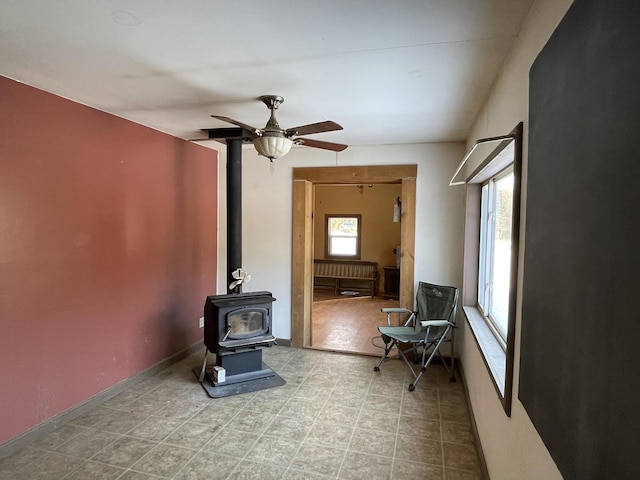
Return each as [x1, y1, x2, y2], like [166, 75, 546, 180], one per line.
[198, 317, 204, 328]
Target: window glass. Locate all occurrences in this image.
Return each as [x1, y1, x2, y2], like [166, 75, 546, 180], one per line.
[477, 168, 513, 343]
[491, 172, 513, 336]
[326, 215, 361, 259]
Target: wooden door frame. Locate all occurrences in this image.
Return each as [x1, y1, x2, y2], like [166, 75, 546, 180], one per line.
[291, 165, 417, 348]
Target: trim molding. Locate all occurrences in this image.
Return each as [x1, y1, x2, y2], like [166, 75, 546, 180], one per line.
[291, 165, 417, 348]
[457, 357, 490, 480]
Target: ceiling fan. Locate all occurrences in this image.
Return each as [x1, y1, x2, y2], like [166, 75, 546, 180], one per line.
[195, 95, 348, 160]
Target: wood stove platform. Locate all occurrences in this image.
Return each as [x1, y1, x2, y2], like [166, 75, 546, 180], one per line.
[193, 364, 285, 398]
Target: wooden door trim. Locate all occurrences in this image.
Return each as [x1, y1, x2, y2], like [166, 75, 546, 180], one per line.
[291, 165, 417, 348]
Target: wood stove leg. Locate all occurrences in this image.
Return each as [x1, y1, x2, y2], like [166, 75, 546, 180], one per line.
[198, 348, 209, 383]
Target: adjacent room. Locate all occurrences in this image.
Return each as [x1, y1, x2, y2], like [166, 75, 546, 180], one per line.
[2, 1, 638, 479]
[311, 183, 401, 356]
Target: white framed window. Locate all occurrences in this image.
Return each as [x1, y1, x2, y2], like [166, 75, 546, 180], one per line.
[325, 214, 361, 259]
[477, 167, 514, 347]
[457, 122, 523, 417]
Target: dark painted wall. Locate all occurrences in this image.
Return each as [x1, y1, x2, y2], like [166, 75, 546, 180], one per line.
[520, 1, 640, 478]
[0, 76, 218, 445]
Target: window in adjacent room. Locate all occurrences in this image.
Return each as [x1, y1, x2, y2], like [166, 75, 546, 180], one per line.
[325, 214, 361, 259]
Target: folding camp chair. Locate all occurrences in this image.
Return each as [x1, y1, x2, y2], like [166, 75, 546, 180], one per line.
[374, 281, 459, 391]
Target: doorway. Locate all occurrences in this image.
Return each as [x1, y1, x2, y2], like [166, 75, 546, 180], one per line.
[311, 183, 401, 355]
[290, 165, 417, 348]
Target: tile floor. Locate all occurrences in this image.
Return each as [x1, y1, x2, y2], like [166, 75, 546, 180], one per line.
[0, 346, 482, 480]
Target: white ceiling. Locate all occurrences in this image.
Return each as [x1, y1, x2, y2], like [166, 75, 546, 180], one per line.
[0, 0, 534, 150]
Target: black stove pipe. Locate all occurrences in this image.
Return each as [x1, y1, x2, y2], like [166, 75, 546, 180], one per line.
[226, 139, 242, 294]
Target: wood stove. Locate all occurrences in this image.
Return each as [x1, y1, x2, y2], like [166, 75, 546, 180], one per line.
[199, 291, 277, 386]
[195, 136, 284, 396]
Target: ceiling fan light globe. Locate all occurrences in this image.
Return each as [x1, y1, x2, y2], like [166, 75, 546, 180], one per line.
[253, 135, 293, 160]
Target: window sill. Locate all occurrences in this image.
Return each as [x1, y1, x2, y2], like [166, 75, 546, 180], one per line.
[463, 305, 506, 396]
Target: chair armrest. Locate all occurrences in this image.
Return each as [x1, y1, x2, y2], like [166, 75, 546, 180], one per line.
[381, 308, 413, 314]
[419, 320, 450, 327]
[382, 308, 415, 327]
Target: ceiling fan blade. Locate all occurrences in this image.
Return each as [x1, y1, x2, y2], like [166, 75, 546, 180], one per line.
[295, 137, 348, 152]
[188, 137, 216, 142]
[211, 115, 259, 132]
[286, 120, 343, 136]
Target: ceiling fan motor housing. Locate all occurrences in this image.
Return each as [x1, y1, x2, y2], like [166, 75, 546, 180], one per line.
[253, 95, 293, 159]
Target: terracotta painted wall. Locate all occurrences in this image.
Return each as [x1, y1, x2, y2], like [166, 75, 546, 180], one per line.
[0, 76, 218, 445]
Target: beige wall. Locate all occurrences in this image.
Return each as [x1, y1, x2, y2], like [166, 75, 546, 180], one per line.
[216, 143, 464, 339]
[461, 0, 574, 478]
[313, 184, 402, 279]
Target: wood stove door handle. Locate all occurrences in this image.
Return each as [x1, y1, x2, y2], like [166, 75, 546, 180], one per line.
[222, 326, 232, 342]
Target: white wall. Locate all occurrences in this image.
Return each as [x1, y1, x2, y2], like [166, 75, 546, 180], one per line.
[215, 142, 464, 340]
[462, 0, 573, 479]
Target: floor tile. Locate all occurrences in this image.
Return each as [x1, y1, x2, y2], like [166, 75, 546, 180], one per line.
[244, 435, 302, 466]
[305, 422, 354, 448]
[291, 442, 347, 477]
[230, 410, 277, 435]
[61, 460, 125, 480]
[316, 404, 361, 427]
[91, 436, 158, 469]
[28, 424, 86, 451]
[0, 447, 42, 474]
[394, 434, 443, 465]
[117, 470, 164, 480]
[391, 458, 444, 479]
[0, 344, 483, 480]
[440, 402, 471, 424]
[442, 421, 476, 445]
[398, 415, 441, 441]
[174, 451, 238, 480]
[356, 408, 399, 434]
[55, 429, 121, 459]
[364, 393, 402, 414]
[92, 411, 148, 435]
[265, 415, 315, 441]
[130, 443, 196, 477]
[339, 450, 394, 480]
[9, 451, 84, 480]
[280, 396, 326, 422]
[70, 406, 118, 429]
[349, 427, 396, 457]
[163, 421, 222, 450]
[228, 460, 289, 479]
[444, 467, 484, 480]
[203, 428, 259, 458]
[284, 468, 334, 479]
[240, 393, 286, 415]
[126, 416, 184, 442]
[443, 442, 482, 473]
